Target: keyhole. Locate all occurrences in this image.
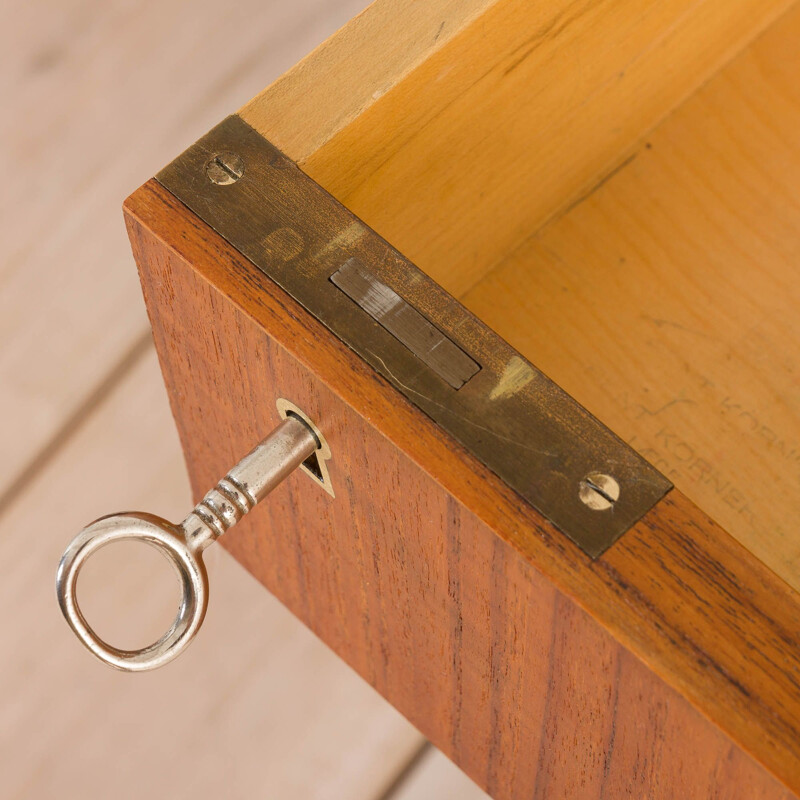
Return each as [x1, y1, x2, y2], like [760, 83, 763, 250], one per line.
[276, 400, 335, 498]
[299, 440, 325, 483]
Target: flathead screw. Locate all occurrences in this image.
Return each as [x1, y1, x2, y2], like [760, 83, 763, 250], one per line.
[206, 152, 244, 185]
[579, 472, 620, 511]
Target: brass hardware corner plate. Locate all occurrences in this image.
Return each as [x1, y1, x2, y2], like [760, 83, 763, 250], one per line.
[156, 115, 672, 557]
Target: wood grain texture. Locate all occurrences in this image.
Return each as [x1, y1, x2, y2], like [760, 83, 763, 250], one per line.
[462, 3, 800, 594]
[0, 0, 367, 499]
[125, 180, 800, 798]
[241, 0, 798, 296]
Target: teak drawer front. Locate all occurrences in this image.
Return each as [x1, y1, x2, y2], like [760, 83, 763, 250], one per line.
[126, 183, 797, 800]
[123, 1, 800, 797]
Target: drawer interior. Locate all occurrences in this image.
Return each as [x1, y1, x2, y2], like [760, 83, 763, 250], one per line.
[462, 8, 800, 590]
[241, 3, 800, 590]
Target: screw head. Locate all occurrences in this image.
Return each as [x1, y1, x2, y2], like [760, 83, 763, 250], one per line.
[205, 152, 244, 185]
[579, 472, 620, 511]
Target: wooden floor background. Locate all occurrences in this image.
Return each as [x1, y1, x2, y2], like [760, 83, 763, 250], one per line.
[0, 1, 489, 797]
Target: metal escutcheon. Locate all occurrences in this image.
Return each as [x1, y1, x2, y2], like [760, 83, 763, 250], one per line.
[56, 412, 321, 672]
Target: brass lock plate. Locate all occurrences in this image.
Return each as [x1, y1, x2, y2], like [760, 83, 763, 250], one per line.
[156, 115, 671, 557]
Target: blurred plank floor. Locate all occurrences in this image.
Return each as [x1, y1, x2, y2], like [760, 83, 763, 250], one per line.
[0, 1, 489, 798]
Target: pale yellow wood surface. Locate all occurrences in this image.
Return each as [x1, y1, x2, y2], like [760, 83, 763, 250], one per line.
[243, 0, 796, 297]
[463, 5, 800, 591]
[0, 348, 424, 799]
[240, 0, 497, 161]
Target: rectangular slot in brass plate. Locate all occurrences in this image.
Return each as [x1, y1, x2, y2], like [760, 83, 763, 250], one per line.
[330, 258, 480, 390]
[156, 115, 672, 557]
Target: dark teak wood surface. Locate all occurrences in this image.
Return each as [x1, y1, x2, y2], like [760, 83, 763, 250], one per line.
[125, 179, 800, 799]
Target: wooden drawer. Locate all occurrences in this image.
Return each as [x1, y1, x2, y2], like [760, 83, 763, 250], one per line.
[123, 1, 800, 797]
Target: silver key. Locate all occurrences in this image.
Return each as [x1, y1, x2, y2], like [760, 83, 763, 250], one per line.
[56, 413, 319, 672]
